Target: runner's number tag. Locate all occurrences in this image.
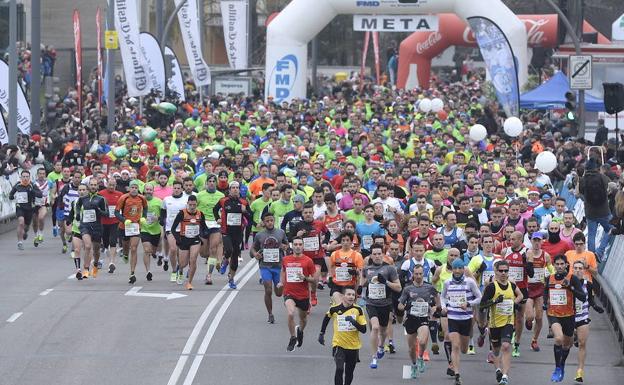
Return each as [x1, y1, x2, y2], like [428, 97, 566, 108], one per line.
[184, 224, 199, 238]
[508, 266, 524, 282]
[529, 268, 545, 283]
[410, 301, 430, 317]
[496, 299, 514, 316]
[227, 213, 242, 226]
[286, 267, 303, 282]
[550, 289, 568, 305]
[335, 267, 352, 282]
[83, 209, 96, 223]
[263, 248, 280, 263]
[16, 192, 28, 204]
[337, 314, 357, 332]
[303, 236, 319, 251]
[108, 206, 116, 218]
[362, 235, 373, 250]
[481, 270, 494, 286]
[125, 223, 140, 236]
[448, 291, 467, 308]
[368, 283, 386, 299]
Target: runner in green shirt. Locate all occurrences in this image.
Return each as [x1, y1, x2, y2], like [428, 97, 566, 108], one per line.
[267, 184, 294, 229]
[195, 175, 225, 284]
[140, 184, 162, 281]
[250, 183, 273, 234]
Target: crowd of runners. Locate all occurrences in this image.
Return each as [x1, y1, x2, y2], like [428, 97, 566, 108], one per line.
[6, 72, 617, 385]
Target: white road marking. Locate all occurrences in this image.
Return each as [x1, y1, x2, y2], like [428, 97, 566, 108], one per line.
[6, 312, 23, 323]
[182, 262, 259, 385]
[124, 286, 187, 300]
[67, 274, 75, 280]
[402, 365, 412, 379]
[40, 289, 54, 296]
[167, 260, 257, 385]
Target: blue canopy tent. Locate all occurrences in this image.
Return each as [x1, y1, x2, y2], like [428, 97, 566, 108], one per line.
[520, 72, 605, 111]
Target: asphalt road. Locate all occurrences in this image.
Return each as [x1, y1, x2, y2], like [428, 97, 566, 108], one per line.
[1, 224, 623, 385]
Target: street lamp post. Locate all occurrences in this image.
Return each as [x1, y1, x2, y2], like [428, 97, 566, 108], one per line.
[31, 0, 41, 133]
[8, 0, 17, 144]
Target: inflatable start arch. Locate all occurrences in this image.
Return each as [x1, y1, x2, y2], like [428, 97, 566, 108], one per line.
[265, 0, 528, 117]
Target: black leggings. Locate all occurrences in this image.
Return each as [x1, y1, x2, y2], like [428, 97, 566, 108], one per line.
[333, 347, 358, 385]
[223, 235, 242, 272]
[101, 224, 118, 250]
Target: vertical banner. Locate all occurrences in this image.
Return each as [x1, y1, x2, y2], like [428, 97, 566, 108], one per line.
[139, 32, 166, 98]
[73, 9, 82, 126]
[468, 17, 520, 118]
[114, 0, 149, 97]
[0, 109, 7, 144]
[372, 31, 381, 85]
[0, 60, 31, 135]
[360, 31, 370, 92]
[164, 46, 186, 101]
[220, 0, 249, 69]
[96, 7, 103, 115]
[175, 0, 211, 86]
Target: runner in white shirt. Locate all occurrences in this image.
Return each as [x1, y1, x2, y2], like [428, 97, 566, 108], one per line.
[161, 181, 188, 281]
[372, 182, 403, 222]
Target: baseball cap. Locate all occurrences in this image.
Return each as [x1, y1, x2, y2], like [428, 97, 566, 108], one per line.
[293, 194, 306, 203]
[451, 259, 465, 269]
[531, 232, 545, 240]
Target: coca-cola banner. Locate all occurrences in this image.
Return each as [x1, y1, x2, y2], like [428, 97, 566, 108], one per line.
[398, 14, 609, 90]
[114, 0, 150, 97]
[468, 17, 519, 117]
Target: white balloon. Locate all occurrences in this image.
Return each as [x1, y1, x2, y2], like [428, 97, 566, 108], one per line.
[535, 151, 557, 173]
[503, 117, 523, 137]
[431, 98, 444, 112]
[419, 98, 432, 113]
[469, 124, 487, 141]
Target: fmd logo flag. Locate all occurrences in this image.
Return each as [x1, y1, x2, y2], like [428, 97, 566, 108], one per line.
[269, 55, 298, 102]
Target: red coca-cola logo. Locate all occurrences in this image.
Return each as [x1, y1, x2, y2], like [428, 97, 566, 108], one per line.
[523, 18, 550, 46]
[416, 31, 442, 54]
[462, 27, 476, 44]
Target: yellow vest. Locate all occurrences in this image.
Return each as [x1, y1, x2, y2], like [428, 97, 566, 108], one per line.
[489, 281, 515, 328]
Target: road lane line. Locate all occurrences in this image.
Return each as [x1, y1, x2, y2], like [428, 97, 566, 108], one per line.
[6, 312, 23, 323]
[40, 289, 54, 296]
[67, 274, 75, 280]
[167, 260, 256, 385]
[182, 262, 259, 385]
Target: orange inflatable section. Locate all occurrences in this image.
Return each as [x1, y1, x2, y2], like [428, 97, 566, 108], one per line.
[397, 14, 610, 90]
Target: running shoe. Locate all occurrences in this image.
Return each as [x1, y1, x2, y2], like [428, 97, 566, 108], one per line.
[287, 336, 297, 352]
[417, 357, 425, 373]
[184, 282, 193, 290]
[388, 342, 396, 354]
[96, 261, 102, 269]
[17, 242, 24, 250]
[109, 263, 116, 274]
[163, 260, 169, 271]
[431, 343, 440, 355]
[258, 278, 263, 284]
[526, 319, 533, 331]
[92, 265, 98, 278]
[547, 329, 554, 339]
[488, 351, 495, 364]
[146, 272, 153, 281]
[170, 272, 177, 282]
[23, 231, 28, 240]
[369, 357, 378, 369]
[376, 347, 385, 359]
[176, 272, 184, 285]
[575, 369, 584, 383]
[311, 292, 318, 306]
[467, 345, 476, 355]
[157, 256, 163, 266]
[129, 274, 136, 284]
[76, 271, 83, 280]
[423, 350, 430, 361]
[53, 226, 59, 237]
[62, 244, 68, 253]
[478, 331, 486, 348]
[447, 366, 455, 377]
[219, 261, 228, 275]
[410, 364, 419, 379]
[296, 325, 304, 347]
[531, 339, 540, 352]
[512, 345, 520, 357]
[496, 368, 503, 382]
[455, 373, 462, 385]
[122, 254, 129, 264]
[228, 278, 237, 290]
[499, 374, 509, 385]
[551, 367, 562, 382]
[34, 237, 39, 247]
[83, 271, 89, 279]
[317, 282, 324, 290]
[268, 314, 275, 324]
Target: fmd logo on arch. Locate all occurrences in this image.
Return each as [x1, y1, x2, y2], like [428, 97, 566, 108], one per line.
[356, 1, 380, 6]
[270, 54, 298, 101]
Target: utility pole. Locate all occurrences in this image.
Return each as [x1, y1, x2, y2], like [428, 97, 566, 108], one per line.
[546, 0, 586, 138]
[106, 0, 115, 134]
[31, 0, 41, 133]
[156, 0, 164, 42]
[161, 0, 188, 51]
[8, 0, 17, 144]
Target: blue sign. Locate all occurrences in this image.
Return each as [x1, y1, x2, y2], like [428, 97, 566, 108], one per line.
[269, 54, 298, 102]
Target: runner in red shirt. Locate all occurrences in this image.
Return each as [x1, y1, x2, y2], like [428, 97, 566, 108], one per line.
[99, 178, 124, 273]
[279, 237, 317, 352]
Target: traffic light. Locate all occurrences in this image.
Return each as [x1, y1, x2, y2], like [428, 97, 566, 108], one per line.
[564, 91, 576, 122]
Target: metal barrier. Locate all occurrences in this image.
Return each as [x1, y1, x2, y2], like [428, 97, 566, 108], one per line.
[597, 235, 624, 355]
[0, 171, 20, 222]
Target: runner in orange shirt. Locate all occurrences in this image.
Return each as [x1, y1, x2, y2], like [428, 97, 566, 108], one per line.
[115, 181, 148, 284]
[329, 231, 364, 305]
[564, 233, 598, 283]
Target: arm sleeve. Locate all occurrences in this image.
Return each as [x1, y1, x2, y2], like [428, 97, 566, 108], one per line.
[32, 184, 43, 198]
[440, 281, 448, 308]
[468, 279, 482, 306]
[570, 275, 587, 302]
[171, 211, 184, 239]
[75, 198, 82, 222]
[213, 199, 222, 221]
[398, 288, 409, 305]
[479, 283, 496, 310]
[524, 254, 534, 278]
[9, 184, 17, 199]
[115, 196, 126, 222]
[199, 213, 209, 234]
[98, 196, 108, 216]
[66, 204, 74, 226]
[353, 320, 367, 334]
[159, 208, 166, 226]
[320, 314, 332, 334]
[586, 281, 596, 307]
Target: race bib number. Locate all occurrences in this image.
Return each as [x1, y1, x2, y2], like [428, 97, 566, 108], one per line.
[575, 299, 584, 314]
[108, 206, 116, 218]
[410, 301, 430, 317]
[125, 223, 140, 236]
[83, 209, 96, 223]
[206, 220, 219, 229]
[529, 268, 545, 284]
[146, 212, 157, 224]
[508, 266, 524, 282]
[16, 192, 28, 204]
[335, 267, 352, 282]
[286, 267, 303, 283]
[227, 213, 242, 226]
[362, 235, 373, 250]
[496, 299, 514, 316]
[368, 283, 386, 299]
[184, 224, 200, 238]
[35, 197, 45, 206]
[448, 291, 467, 308]
[303, 236, 319, 252]
[481, 270, 494, 286]
[549, 289, 568, 305]
[337, 315, 357, 332]
[263, 248, 280, 263]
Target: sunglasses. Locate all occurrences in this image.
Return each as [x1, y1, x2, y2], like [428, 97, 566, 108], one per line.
[574, 242, 585, 245]
[498, 269, 509, 273]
